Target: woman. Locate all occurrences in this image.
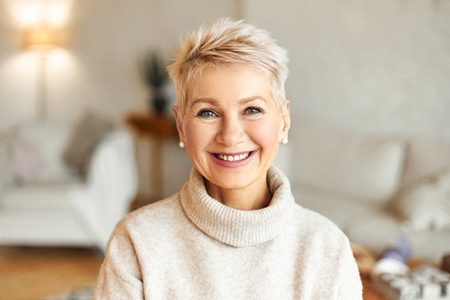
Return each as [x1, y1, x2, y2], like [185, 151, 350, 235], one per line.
[95, 18, 362, 299]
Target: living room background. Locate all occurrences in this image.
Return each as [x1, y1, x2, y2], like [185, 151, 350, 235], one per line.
[0, 0, 449, 193]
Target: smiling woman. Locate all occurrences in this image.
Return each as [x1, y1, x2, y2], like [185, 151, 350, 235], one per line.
[173, 65, 290, 209]
[95, 18, 363, 299]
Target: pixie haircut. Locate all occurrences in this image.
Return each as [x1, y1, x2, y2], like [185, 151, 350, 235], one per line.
[167, 18, 289, 115]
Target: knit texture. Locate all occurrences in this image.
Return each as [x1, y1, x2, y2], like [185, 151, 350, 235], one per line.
[180, 167, 292, 247]
[95, 166, 362, 299]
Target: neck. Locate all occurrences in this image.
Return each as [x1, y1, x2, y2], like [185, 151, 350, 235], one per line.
[205, 176, 272, 210]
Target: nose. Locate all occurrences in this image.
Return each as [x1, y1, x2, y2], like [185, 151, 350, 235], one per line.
[216, 115, 245, 146]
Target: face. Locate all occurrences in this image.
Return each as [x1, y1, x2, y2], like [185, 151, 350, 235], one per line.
[173, 65, 290, 200]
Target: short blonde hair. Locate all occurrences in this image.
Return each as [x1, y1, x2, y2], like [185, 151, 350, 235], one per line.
[167, 18, 289, 115]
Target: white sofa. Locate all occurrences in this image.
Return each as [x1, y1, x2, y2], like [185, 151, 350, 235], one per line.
[290, 122, 450, 264]
[0, 120, 138, 252]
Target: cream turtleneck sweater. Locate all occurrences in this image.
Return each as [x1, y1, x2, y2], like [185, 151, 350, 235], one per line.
[95, 166, 362, 299]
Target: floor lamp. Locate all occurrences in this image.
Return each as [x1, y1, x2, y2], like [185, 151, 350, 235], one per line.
[22, 25, 63, 122]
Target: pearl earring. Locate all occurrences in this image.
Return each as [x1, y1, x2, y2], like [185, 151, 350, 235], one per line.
[281, 137, 288, 145]
[179, 141, 185, 148]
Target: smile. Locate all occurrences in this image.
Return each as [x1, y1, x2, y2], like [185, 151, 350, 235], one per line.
[214, 152, 252, 162]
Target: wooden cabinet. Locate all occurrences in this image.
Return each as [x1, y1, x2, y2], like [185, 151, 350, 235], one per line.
[125, 112, 178, 210]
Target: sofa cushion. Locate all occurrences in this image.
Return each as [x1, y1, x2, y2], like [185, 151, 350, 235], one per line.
[345, 212, 450, 263]
[402, 138, 450, 187]
[292, 123, 405, 205]
[0, 209, 92, 246]
[0, 128, 15, 188]
[294, 182, 450, 263]
[62, 111, 115, 181]
[12, 122, 75, 184]
[395, 169, 450, 231]
[292, 183, 376, 229]
[0, 183, 82, 210]
[344, 212, 403, 256]
[11, 141, 43, 183]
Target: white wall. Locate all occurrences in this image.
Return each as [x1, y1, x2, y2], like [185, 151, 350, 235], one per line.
[246, 0, 450, 141]
[0, 0, 240, 127]
[2, 0, 449, 136]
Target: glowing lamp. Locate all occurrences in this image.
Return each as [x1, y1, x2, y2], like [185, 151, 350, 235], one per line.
[22, 25, 63, 50]
[21, 24, 64, 121]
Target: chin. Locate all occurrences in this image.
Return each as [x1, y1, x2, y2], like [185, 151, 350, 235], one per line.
[210, 170, 265, 190]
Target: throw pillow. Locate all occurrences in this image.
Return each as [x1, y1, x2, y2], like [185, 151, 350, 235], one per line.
[11, 141, 44, 184]
[395, 169, 450, 231]
[292, 122, 405, 205]
[11, 122, 75, 184]
[0, 128, 16, 187]
[62, 111, 116, 181]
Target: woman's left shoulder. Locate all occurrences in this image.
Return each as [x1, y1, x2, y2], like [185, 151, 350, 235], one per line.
[290, 203, 347, 238]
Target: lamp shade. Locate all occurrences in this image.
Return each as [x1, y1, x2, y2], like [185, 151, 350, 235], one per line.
[22, 25, 63, 50]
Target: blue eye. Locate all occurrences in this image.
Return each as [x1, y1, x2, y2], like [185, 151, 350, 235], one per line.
[245, 107, 262, 114]
[197, 109, 217, 118]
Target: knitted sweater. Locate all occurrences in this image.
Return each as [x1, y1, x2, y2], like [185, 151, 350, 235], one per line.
[95, 166, 362, 299]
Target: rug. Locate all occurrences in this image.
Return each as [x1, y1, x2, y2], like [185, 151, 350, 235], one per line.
[42, 285, 95, 300]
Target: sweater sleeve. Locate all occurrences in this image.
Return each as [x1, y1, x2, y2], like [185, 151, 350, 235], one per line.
[94, 220, 144, 299]
[336, 238, 363, 299]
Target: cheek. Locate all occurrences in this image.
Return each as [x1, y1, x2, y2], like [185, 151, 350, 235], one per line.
[250, 120, 281, 148]
[184, 122, 214, 149]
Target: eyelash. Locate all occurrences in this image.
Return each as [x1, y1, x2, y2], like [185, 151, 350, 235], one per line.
[196, 107, 263, 119]
[197, 109, 217, 118]
[245, 107, 262, 115]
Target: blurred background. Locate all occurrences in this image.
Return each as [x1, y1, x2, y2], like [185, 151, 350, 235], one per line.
[1, 0, 449, 188]
[1, 0, 450, 175]
[0, 0, 449, 298]
[1, 0, 449, 136]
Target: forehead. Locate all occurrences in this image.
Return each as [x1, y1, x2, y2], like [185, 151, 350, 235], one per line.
[187, 65, 272, 103]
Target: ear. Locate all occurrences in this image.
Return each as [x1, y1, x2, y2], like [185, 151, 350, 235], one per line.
[280, 100, 291, 137]
[172, 106, 186, 143]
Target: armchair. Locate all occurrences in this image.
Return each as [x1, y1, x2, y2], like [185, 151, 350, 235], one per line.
[0, 120, 138, 252]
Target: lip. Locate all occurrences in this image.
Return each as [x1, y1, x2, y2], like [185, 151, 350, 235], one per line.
[210, 151, 255, 168]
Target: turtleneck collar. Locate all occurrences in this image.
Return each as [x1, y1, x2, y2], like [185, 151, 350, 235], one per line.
[180, 166, 295, 247]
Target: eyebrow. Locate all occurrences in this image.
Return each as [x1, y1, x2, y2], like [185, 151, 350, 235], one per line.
[190, 98, 217, 108]
[190, 96, 267, 108]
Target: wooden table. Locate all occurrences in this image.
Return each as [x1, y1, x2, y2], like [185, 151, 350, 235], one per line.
[125, 112, 178, 210]
[362, 276, 390, 300]
[359, 256, 442, 300]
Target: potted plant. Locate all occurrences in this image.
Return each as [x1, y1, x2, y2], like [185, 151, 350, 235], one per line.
[139, 51, 169, 114]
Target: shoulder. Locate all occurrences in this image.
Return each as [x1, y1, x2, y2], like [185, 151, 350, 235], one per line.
[288, 203, 360, 279]
[111, 194, 184, 239]
[290, 202, 349, 243]
[127, 194, 181, 222]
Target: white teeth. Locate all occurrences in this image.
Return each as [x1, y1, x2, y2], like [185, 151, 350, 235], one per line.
[217, 152, 250, 162]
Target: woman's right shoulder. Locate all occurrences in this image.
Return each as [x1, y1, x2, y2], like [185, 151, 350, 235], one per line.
[106, 193, 184, 248]
[117, 193, 182, 230]
[128, 193, 180, 219]
[105, 191, 194, 254]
